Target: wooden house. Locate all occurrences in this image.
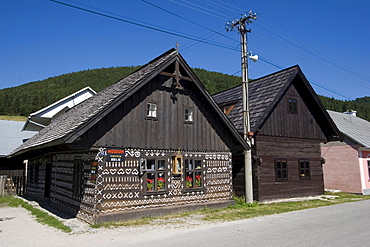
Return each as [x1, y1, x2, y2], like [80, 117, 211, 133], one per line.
[9, 49, 248, 223]
[213, 65, 342, 201]
[322, 110, 370, 195]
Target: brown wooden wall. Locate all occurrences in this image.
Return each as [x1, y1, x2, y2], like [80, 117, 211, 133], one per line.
[79, 75, 232, 152]
[253, 136, 324, 201]
[259, 84, 327, 141]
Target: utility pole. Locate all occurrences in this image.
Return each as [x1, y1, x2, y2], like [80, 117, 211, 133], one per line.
[226, 11, 257, 204]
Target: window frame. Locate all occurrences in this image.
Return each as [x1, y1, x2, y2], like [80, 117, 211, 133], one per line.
[147, 102, 158, 119]
[275, 158, 288, 181]
[184, 159, 204, 190]
[298, 158, 311, 180]
[143, 159, 168, 193]
[73, 159, 84, 197]
[288, 98, 298, 114]
[184, 108, 194, 123]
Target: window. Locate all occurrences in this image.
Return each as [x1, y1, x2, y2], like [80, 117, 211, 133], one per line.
[222, 104, 235, 115]
[185, 159, 203, 189]
[299, 159, 311, 179]
[367, 160, 370, 180]
[73, 160, 84, 197]
[144, 159, 167, 192]
[28, 164, 39, 185]
[147, 103, 157, 118]
[185, 108, 193, 122]
[288, 99, 297, 114]
[275, 158, 288, 180]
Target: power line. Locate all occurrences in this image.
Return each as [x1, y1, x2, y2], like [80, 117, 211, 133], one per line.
[256, 18, 370, 84]
[253, 29, 370, 90]
[50, 0, 237, 51]
[168, 0, 229, 20]
[50, 0, 359, 100]
[258, 56, 353, 99]
[142, 0, 236, 43]
[168, 0, 230, 19]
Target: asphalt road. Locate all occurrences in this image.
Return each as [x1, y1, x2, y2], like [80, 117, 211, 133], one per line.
[1, 199, 369, 247]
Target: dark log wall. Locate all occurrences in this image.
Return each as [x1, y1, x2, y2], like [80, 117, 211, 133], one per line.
[254, 136, 324, 200]
[27, 157, 48, 200]
[232, 84, 327, 200]
[80, 75, 232, 152]
[49, 153, 95, 217]
[259, 84, 327, 141]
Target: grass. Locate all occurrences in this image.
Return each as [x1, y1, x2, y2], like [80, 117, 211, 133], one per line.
[0, 115, 27, 121]
[0, 196, 71, 233]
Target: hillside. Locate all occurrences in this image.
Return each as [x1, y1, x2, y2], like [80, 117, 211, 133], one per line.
[0, 66, 369, 121]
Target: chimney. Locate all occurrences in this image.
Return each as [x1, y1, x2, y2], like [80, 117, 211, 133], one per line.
[343, 109, 357, 117]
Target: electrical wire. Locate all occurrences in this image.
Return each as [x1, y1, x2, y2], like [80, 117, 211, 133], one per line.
[168, 0, 230, 19]
[256, 18, 370, 84]
[50, 0, 361, 100]
[258, 56, 353, 99]
[50, 0, 237, 51]
[180, 1, 370, 92]
[142, 0, 236, 43]
[253, 29, 370, 90]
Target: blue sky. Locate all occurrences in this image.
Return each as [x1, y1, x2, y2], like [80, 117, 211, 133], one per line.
[1, 0, 369, 100]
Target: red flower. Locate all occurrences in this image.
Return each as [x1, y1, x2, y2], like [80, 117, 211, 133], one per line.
[158, 177, 165, 182]
[195, 175, 201, 181]
[147, 179, 154, 183]
[186, 176, 192, 181]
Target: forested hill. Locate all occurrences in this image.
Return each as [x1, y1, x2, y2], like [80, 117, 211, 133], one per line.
[0, 66, 369, 121]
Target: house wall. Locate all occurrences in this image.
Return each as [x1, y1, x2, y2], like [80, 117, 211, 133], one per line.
[321, 142, 363, 194]
[253, 136, 324, 201]
[27, 152, 95, 215]
[27, 149, 233, 224]
[79, 75, 232, 152]
[85, 148, 232, 223]
[360, 150, 370, 194]
[244, 84, 328, 201]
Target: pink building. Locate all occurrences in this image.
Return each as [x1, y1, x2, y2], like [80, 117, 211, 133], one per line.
[322, 110, 370, 195]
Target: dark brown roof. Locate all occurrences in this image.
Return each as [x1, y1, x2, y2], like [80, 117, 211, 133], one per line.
[213, 65, 342, 141]
[213, 65, 299, 133]
[10, 49, 248, 156]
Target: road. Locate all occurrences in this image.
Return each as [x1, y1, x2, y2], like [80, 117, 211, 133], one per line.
[1, 199, 369, 247]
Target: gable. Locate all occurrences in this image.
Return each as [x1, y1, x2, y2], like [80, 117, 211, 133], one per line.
[213, 65, 342, 142]
[259, 82, 327, 140]
[79, 71, 238, 151]
[10, 49, 247, 157]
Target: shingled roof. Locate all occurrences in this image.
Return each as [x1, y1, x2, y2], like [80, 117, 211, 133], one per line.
[10, 49, 248, 157]
[327, 110, 370, 148]
[213, 65, 341, 140]
[213, 65, 300, 133]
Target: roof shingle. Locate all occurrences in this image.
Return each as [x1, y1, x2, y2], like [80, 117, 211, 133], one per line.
[10, 49, 178, 155]
[213, 65, 299, 133]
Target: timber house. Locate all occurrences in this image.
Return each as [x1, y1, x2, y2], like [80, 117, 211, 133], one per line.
[9, 49, 248, 223]
[213, 65, 342, 201]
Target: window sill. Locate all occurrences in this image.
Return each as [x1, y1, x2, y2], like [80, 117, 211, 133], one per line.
[144, 190, 168, 195]
[145, 117, 158, 121]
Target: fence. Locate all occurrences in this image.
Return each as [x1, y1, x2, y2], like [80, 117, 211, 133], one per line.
[0, 170, 25, 196]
